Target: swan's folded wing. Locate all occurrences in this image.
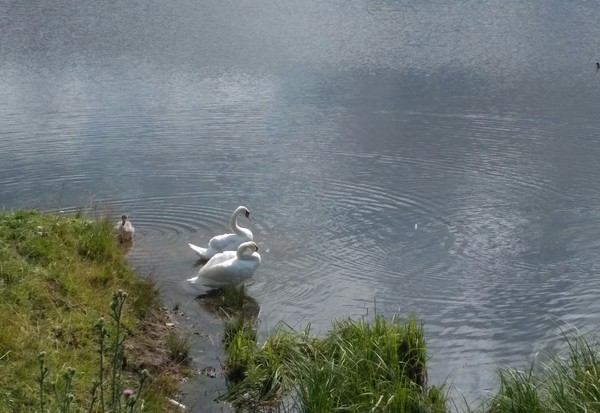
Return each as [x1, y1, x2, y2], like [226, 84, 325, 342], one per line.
[207, 233, 249, 253]
[197, 258, 238, 284]
[202, 250, 236, 267]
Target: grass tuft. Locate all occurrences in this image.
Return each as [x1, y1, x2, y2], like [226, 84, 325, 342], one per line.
[480, 333, 600, 413]
[220, 313, 446, 412]
[165, 330, 191, 364]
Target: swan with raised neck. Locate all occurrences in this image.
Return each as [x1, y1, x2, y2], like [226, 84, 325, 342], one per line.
[188, 206, 254, 261]
[230, 206, 253, 239]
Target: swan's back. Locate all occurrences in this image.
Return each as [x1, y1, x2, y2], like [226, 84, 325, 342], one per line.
[190, 241, 261, 288]
[207, 232, 252, 253]
[198, 253, 260, 286]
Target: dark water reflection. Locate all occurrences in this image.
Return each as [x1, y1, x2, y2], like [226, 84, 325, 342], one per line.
[3, 0, 600, 410]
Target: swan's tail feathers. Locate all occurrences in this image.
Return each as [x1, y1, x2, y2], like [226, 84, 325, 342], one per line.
[188, 243, 210, 260]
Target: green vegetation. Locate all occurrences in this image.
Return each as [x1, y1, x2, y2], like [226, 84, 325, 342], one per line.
[216, 287, 600, 413]
[219, 310, 446, 412]
[480, 334, 600, 413]
[0, 209, 189, 412]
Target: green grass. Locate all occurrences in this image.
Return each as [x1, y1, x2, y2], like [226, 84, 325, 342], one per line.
[219, 312, 447, 413]
[480, 333, 600, 413]
[217, 297, 600, 413]
[0, 209, 189, 412]
[165, 330, 191, 365]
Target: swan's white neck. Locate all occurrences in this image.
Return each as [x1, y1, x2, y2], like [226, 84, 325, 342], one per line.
[230, 206, 249, 235]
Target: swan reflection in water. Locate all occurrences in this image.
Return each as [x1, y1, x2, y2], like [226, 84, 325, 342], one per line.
[195, 285, 261, 322]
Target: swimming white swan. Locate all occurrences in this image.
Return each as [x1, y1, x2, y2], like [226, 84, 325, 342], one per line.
[187, 241, 261, 288]
[188, 206, 254, 261]
[115, 214, 135, 243]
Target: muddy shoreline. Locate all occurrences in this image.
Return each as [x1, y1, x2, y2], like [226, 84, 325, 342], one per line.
[170, 293, 237, 413]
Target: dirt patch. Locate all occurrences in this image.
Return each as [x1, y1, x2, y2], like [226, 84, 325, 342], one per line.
[125, 306, 191, 384]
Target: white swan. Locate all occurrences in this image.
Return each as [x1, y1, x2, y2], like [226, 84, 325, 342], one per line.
[188, 206, 254, 261]
[115, 214, 135, 243]
[187, 241, 261, 288]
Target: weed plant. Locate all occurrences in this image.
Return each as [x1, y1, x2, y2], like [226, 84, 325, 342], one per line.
[34, 293, 151, 413]
[0, 209, 187, 412]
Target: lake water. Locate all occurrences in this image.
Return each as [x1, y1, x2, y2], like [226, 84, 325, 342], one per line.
[3, 0, 600, 410]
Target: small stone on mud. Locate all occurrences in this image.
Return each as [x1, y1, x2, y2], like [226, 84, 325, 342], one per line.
[200, 366, 217, 378]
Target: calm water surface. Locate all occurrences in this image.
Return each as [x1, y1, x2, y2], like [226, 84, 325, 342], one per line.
[3, 0, 600, 410]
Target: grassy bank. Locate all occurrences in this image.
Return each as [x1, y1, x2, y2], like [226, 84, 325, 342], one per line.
[0, 209, 189, 412]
